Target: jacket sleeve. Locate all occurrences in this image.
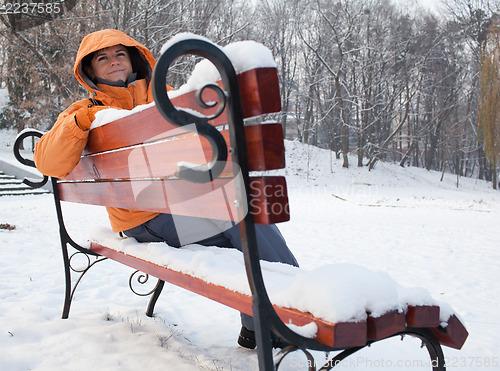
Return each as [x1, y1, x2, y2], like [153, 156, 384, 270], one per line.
[34, 100, 90, 178]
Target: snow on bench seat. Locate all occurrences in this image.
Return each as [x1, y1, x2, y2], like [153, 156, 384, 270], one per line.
[89, 227, 465, 349]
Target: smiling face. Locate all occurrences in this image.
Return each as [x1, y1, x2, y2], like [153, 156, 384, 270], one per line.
[90, 45, 133, 83]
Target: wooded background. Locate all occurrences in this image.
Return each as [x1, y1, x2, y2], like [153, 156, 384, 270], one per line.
[1, 0, 499, 187]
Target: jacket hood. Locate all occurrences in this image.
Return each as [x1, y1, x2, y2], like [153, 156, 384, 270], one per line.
[74, 29, 156, 94]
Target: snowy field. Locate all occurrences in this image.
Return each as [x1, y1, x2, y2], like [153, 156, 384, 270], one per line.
[1, 130, 499, 370]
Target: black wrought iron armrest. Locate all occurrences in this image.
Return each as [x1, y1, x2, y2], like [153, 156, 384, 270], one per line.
[13, 129, 49, 189]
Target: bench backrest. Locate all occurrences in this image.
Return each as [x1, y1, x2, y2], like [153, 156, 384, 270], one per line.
[57, 67, 289, 225]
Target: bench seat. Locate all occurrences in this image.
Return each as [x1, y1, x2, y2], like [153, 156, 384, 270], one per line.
[89, 226, 467, 350]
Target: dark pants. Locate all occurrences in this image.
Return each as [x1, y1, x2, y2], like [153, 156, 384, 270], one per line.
[123, 214, 299, 330]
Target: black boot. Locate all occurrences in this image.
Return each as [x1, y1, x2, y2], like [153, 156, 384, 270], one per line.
[237, 326, 290, 349]
[238, 326, 257, 349]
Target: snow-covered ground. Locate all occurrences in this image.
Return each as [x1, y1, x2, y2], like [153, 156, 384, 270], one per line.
[1, 128, 499, 370]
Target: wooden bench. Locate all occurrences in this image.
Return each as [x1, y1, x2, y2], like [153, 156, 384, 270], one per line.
[14, 37, 467, 370]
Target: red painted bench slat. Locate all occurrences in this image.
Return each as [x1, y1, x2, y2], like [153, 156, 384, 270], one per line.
[406, 305, 441, 328]
[431, 314, 468, 350]
[59, 176, 289, 224]
[367, 310, 406, 341]
[85, 68, 280, 154]
[66, 123, 285, 181]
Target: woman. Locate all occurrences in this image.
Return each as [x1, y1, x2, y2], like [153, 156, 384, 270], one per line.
[34, 29, 298, 349]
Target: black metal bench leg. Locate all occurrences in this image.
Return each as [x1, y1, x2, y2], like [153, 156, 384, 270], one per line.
[61, 241, 72, 319]
[52, 177, 106, 319]
[60, 242, 107, 319]
[252, 306, 275, 370]
[407, 328, 446, 371]
[146, 279, 165, 317]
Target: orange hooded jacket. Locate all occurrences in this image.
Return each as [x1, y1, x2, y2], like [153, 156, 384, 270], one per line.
[34, 29, 164, 232]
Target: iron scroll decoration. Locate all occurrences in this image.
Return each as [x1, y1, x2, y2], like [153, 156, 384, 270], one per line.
[152, 39, 229, 184]
[129, 270, 163, 297]
[13, 130, 49, 188]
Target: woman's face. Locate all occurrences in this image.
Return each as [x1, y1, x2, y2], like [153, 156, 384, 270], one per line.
[90, 45, 133, 83]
